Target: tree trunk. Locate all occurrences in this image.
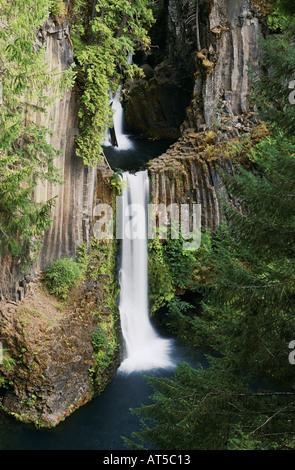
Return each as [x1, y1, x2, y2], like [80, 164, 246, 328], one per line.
[196, 0, 201, 51]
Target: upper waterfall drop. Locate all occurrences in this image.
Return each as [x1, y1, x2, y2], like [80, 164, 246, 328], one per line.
[103, 85, 133, 150]
[112, 86, 133, 150]
[118, 170, 174, 374]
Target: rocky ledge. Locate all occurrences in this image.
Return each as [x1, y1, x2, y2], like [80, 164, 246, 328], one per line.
[0, 242, 120, 428]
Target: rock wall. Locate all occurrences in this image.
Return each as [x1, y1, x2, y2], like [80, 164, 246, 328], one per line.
[184, 0, 264, 132]
[0, 0, 270, 427]
[0, 12, 118, 427]
[32, 18, 98, 271]
[149, 0, 267, 230]
[0, 18, 86, 301]
[124, 0, 196, 139]
[0, 15, 113, 302]
[124, 62, 192, 139]
[0, 244, 119, 427]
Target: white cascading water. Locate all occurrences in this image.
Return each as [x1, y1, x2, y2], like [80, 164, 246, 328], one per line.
[103, 52, 133, 150]
[103, 86, 133, 150]
[112, 86, 133, 150]
[118, 171, 174, 374]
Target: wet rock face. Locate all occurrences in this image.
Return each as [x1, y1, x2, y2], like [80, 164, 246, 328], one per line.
[124, 0, 196, 139]
[148, 131, 232, 233]
[147, 0, 266, 231]
[187, 0, 263, 132]
[0, 14, 118, 428]
[0, 294, 96, 427]
[124, 62, 192, 139]
[32, 18, 98, 272]
[0, 18, 92, 301]
[0, 260, 119, 427]
[124, 0, 263, 142]
[175, 0, 264, 133]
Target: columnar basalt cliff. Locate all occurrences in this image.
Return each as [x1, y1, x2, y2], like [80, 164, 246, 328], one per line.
[148, 0, 267, 230]
[183, 0, 263, 132]
[0, 0, 271, 427]
[0, 13, 117, 427]
[0, 15, 113, 302]
[32, 18, 98, 270]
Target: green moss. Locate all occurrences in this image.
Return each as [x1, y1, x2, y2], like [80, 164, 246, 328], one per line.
[0, 350, 16, 374]
[86, 237, 120, 392]
[149, 231, 213, 314]
[88, 238, 119, 312]
[50, 0, 66, 17]
[148, 237, 175, 313]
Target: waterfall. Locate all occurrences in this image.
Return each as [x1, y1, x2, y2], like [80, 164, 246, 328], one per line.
[103, 86, 133, 150]
[112, 86, 133, 150]
[118, 170, 174, 374]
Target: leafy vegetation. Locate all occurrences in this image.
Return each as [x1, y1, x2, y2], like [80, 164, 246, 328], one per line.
[126, 2, 295, 450]
[0, 0, 74, 271]
[71, 0, 155, 166]
[148, 231, 212, 313]
[0, 0, 154, 271]
[44, 257, 84, 300]
[86, 238, 119, 386]
[50, 0, 66, 17]
[91, 326, 108, 351]
[91, 324, 117, 376]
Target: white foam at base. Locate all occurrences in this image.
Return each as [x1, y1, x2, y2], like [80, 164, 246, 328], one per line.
[118, 171, 175, 375]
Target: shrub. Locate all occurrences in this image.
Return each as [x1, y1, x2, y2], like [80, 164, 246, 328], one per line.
[91, 327, 108, 351]
[50, 0, 66, 17]
[44, 257, 84, 299]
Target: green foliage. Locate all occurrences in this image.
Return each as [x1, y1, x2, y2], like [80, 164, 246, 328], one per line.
[148, 237, 175, 313]
[1, 350, 16, 372]
[148, 230, 212, 313]
[0, 152, 57, 271]
[44, 257, 84, 299]
[251, 14, 295, 136]
[267, 4, 288, 31]
[72, 0, 155, 166]
[164, 296, 197, 343]
[276, 0, 295, 17]
[199, 134, 295, 383]
[76, 242, 90, 271]
[89, 238, 119, 311]
[134, 133, 295, 449]
[108, 170, 125, 193]
[91, 322, 117, 378]
[91, 326, 108, 351]
[50, 0, 66, 17]
[0, 349, 16, 389]
[81, 237, 119, 385]
[126, 363, 295, 450]
[126, 7, 295, 450]
[0, 0, 75, 269]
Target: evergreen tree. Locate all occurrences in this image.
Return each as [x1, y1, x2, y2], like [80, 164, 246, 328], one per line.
[125, 2, 295, 450]
[0, 0, 74, 271]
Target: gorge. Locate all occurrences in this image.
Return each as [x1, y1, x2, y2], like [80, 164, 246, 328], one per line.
[1, 0, 293, 451]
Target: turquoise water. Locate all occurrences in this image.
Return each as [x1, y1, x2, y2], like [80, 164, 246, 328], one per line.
[0, 137, 205, 451]
[0, 335, 205, 450]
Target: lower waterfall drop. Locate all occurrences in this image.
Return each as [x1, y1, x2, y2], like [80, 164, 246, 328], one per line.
[118, 170, 174, 374]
